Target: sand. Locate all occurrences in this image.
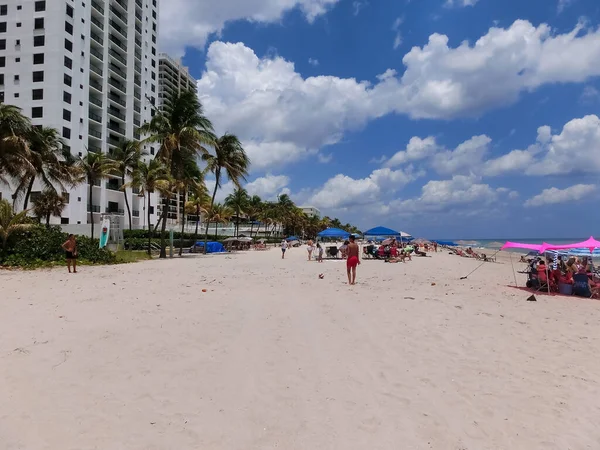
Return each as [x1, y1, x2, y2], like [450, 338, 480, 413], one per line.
[1, 247, 600, 449]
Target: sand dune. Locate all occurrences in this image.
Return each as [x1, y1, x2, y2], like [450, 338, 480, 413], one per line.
[1, 248, 599, 449]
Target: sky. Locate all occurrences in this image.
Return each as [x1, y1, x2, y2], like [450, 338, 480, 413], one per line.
[158, 0, 600, 239]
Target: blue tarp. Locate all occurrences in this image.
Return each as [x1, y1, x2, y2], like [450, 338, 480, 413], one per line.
[286, 236, 299, 241]
[364, 226, 407, 237]
[194, 241, 226, 253]
[317, 228, 350, 239]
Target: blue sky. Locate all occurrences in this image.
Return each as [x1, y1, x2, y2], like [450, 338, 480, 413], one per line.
[160, 0, 600, 239]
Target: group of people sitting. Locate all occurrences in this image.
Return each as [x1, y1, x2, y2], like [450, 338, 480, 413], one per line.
[363, 240, 428, 262]
[451, 247, 494, 262]
[525, 255, 599, 298]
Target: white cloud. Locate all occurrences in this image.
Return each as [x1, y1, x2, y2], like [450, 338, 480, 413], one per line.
[431, 135, 491, 175]
[317, 153, 333, 163]
[484, 115, 600, 176]
[160, 0, 340, 56]
[444, 0, 479, 7]
[393, 34, 403, 50]
[557, 0, 575, 13]
[581, 85, 600, 103]
[196, 21, 600, 172]
[385, 136, 439, 167]
[205, 179, 235, 203]
[308, 58, 320, 66]
[245, 174, 290, 199]
[352, 0, 367, 16]
[524, 184, 596, 207]
[307, 167, 419, 210]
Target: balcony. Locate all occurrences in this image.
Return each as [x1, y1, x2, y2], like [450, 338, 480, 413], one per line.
[89, 111, 102, 123]
[109, 77, 126, 94]
[132, 210, 140, 217]
[134, 75, 141, 87]
[92, 0, 104, 14]
[90, 47, 103, 62]
[109, 49, 127, 66]
[113, 0, 128, 13]
[133, 118, 140, 126]
[109, 63, 127, 80]
[108, 93, 126, 107]
[135, 0, 142, 8]
[133, 104, 141, 114]
[135, 38, 141, 49]
[134, 50, 141, 61]
[88, 145, 101, 154]
[90, 31, 104, 45]
[132, 187, 140, 194]
[134, 131, 141, 140]
[108, 123, 126, 135]
[91, 16, 104, 30]
[88, 204, 101, 213]
[90, 63, 103, 77]
[135, 25, 142, 34]
[105, 207, 125, 214]
[106, 181, 122, 191]
[89, 129, 102, 139]
[108, 108, 126, 121]
[108, 135, 120, 146]
[135, 11, 142, 21]
[109, 6, 128, 26]
[89, 95, 102, 107]
[89, 78, 103, 92]
[110, 35, 127, 52]
[110, 20, 127, 39]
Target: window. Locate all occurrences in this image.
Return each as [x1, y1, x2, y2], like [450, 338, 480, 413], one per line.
[0, 5, 6, 15]
[14, 92, 19, 98]
[151, 47, 156, 56]
[33, 53, 44, 64]
[33, 35, 45, 46]
[151, 72, 155, 80]
[31, 107, 43, 118]
[63, 109, 71, 121]
[64, 56, 72, 69]
[35, 1, 45, 12]
[151, 84, 155, 93]
[60, 217, 69, 225]
[0, 74, 3, 84]
[152, 10, 156, 19]
[152, 35, 156, 44]
[63, 91, 71, 104]
[13, 74, 18, 81]
[62, 127, 70, 139]
[0, 39, 4, 50]
[15, 57, 19, 62]
[16, 22, 21, 27]
[32, 71, 44, 82]
[32, 88, 43, 100]
[0, 91, 3, 102]
[0, 22, 6, 33]
[152, 22, 156, 32]
[65, 22, 73, 35]
[63, 73, 71, 86]
[64, 39, 72, 52]
[66, 4, 73, 17]
[17, 5, 21, 10]
[0, 56, 4, 67]
[149, 206, 154, 214]
[15, 39, 19, 46]
[151, 59, 155, 68]
[34, 18, 44, 29]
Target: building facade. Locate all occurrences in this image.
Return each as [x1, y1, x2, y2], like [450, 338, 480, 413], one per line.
[299, 206, 321, 219]
[0, 0, 160, 231]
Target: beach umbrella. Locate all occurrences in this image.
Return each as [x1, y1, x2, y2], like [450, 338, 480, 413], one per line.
[412, 238, 432, 245]
[317, 228, 350, 239]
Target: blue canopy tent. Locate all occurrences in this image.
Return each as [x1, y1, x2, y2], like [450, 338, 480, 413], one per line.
[286, 236, 299, 242]
[317, 228, 351, 239]
[433, 240, 458, 247]
[363, 226, 409, 237]
[194, 241, 226, 253]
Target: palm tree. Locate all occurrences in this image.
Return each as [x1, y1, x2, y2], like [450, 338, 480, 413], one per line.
[112, 139, 145, 231]
[202, 134, 249, 252]
[245, 195, 263, 238]
[186, 183, 210, 240]
[140, 90, 214, 258]
[207, 203, 233, 239]
[131, 158, 170, 255]
[32, 189, 68, 227]
[77, 151, 117, 239]
[0, 104, 32, 186]
[0, 198, 31, 256]
[225, 188, 250, 237]
[176, 154, 203, 256]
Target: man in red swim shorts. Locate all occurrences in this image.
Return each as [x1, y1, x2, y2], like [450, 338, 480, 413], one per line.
[346, 235, 360, 285]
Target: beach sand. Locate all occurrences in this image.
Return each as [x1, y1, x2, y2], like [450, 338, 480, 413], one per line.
[1, 247, 600, 449]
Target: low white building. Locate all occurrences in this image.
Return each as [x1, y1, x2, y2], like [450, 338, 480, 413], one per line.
[299, 206, 321, 218]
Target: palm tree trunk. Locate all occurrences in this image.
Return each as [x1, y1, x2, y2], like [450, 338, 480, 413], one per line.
[194, 207, 200, 239]
[178, 190, 186, 256]
[236, 213, 240, 237]
[23, 176, 35, 210]
[89, 179, 95, 239]
[45, 213, 50, 228]
[203, 169, 220, 254]
[122, 174, 132, 231]
[249, 221, 254, 239]
[159, 196, 168, 258]
[147, 193, 152, 256]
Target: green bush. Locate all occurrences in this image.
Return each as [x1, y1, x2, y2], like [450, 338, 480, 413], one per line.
[1, 225, 115, 267]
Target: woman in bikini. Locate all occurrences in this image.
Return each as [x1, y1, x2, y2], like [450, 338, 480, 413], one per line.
[62, 234, 78, 273]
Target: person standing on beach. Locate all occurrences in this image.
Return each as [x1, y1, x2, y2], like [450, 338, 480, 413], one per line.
[346, 235, 360, 285]
[307, 240, 314, 261]
[281, 239, 288, 259]
[61, 234, 78, 273]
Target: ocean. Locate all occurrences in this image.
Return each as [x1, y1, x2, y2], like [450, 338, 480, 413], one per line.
[437, 238, 591, 252]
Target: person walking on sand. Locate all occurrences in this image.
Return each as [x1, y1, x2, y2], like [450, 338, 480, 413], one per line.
[307, 240, 314, 261]
[317, 243, 324, 262]
[281, 239, 288, 259]
[62, 234, 78, 273]
[346, 235, 360, 285]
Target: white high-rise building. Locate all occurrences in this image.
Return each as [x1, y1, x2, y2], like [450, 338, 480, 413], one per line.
[0, 0, 160, 231]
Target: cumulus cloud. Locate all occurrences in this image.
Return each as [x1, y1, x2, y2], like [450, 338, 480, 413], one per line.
[524, 184, 596, 207]
[385, 136, 439, 167]
[308, 58, 320, 66]
[159, 0, 339, 56]
[245, 174, 290, 199]
[557, 0, 575, 13]
[484, 115, 600, 176]
[445, 0, 479, 7]
[195, 21, 600, 172]
[431, 135, 491, 175]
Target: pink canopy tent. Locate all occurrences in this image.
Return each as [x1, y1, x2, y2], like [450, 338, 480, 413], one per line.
[539, 236, 600, 254]
[500, 242, 544, 251]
